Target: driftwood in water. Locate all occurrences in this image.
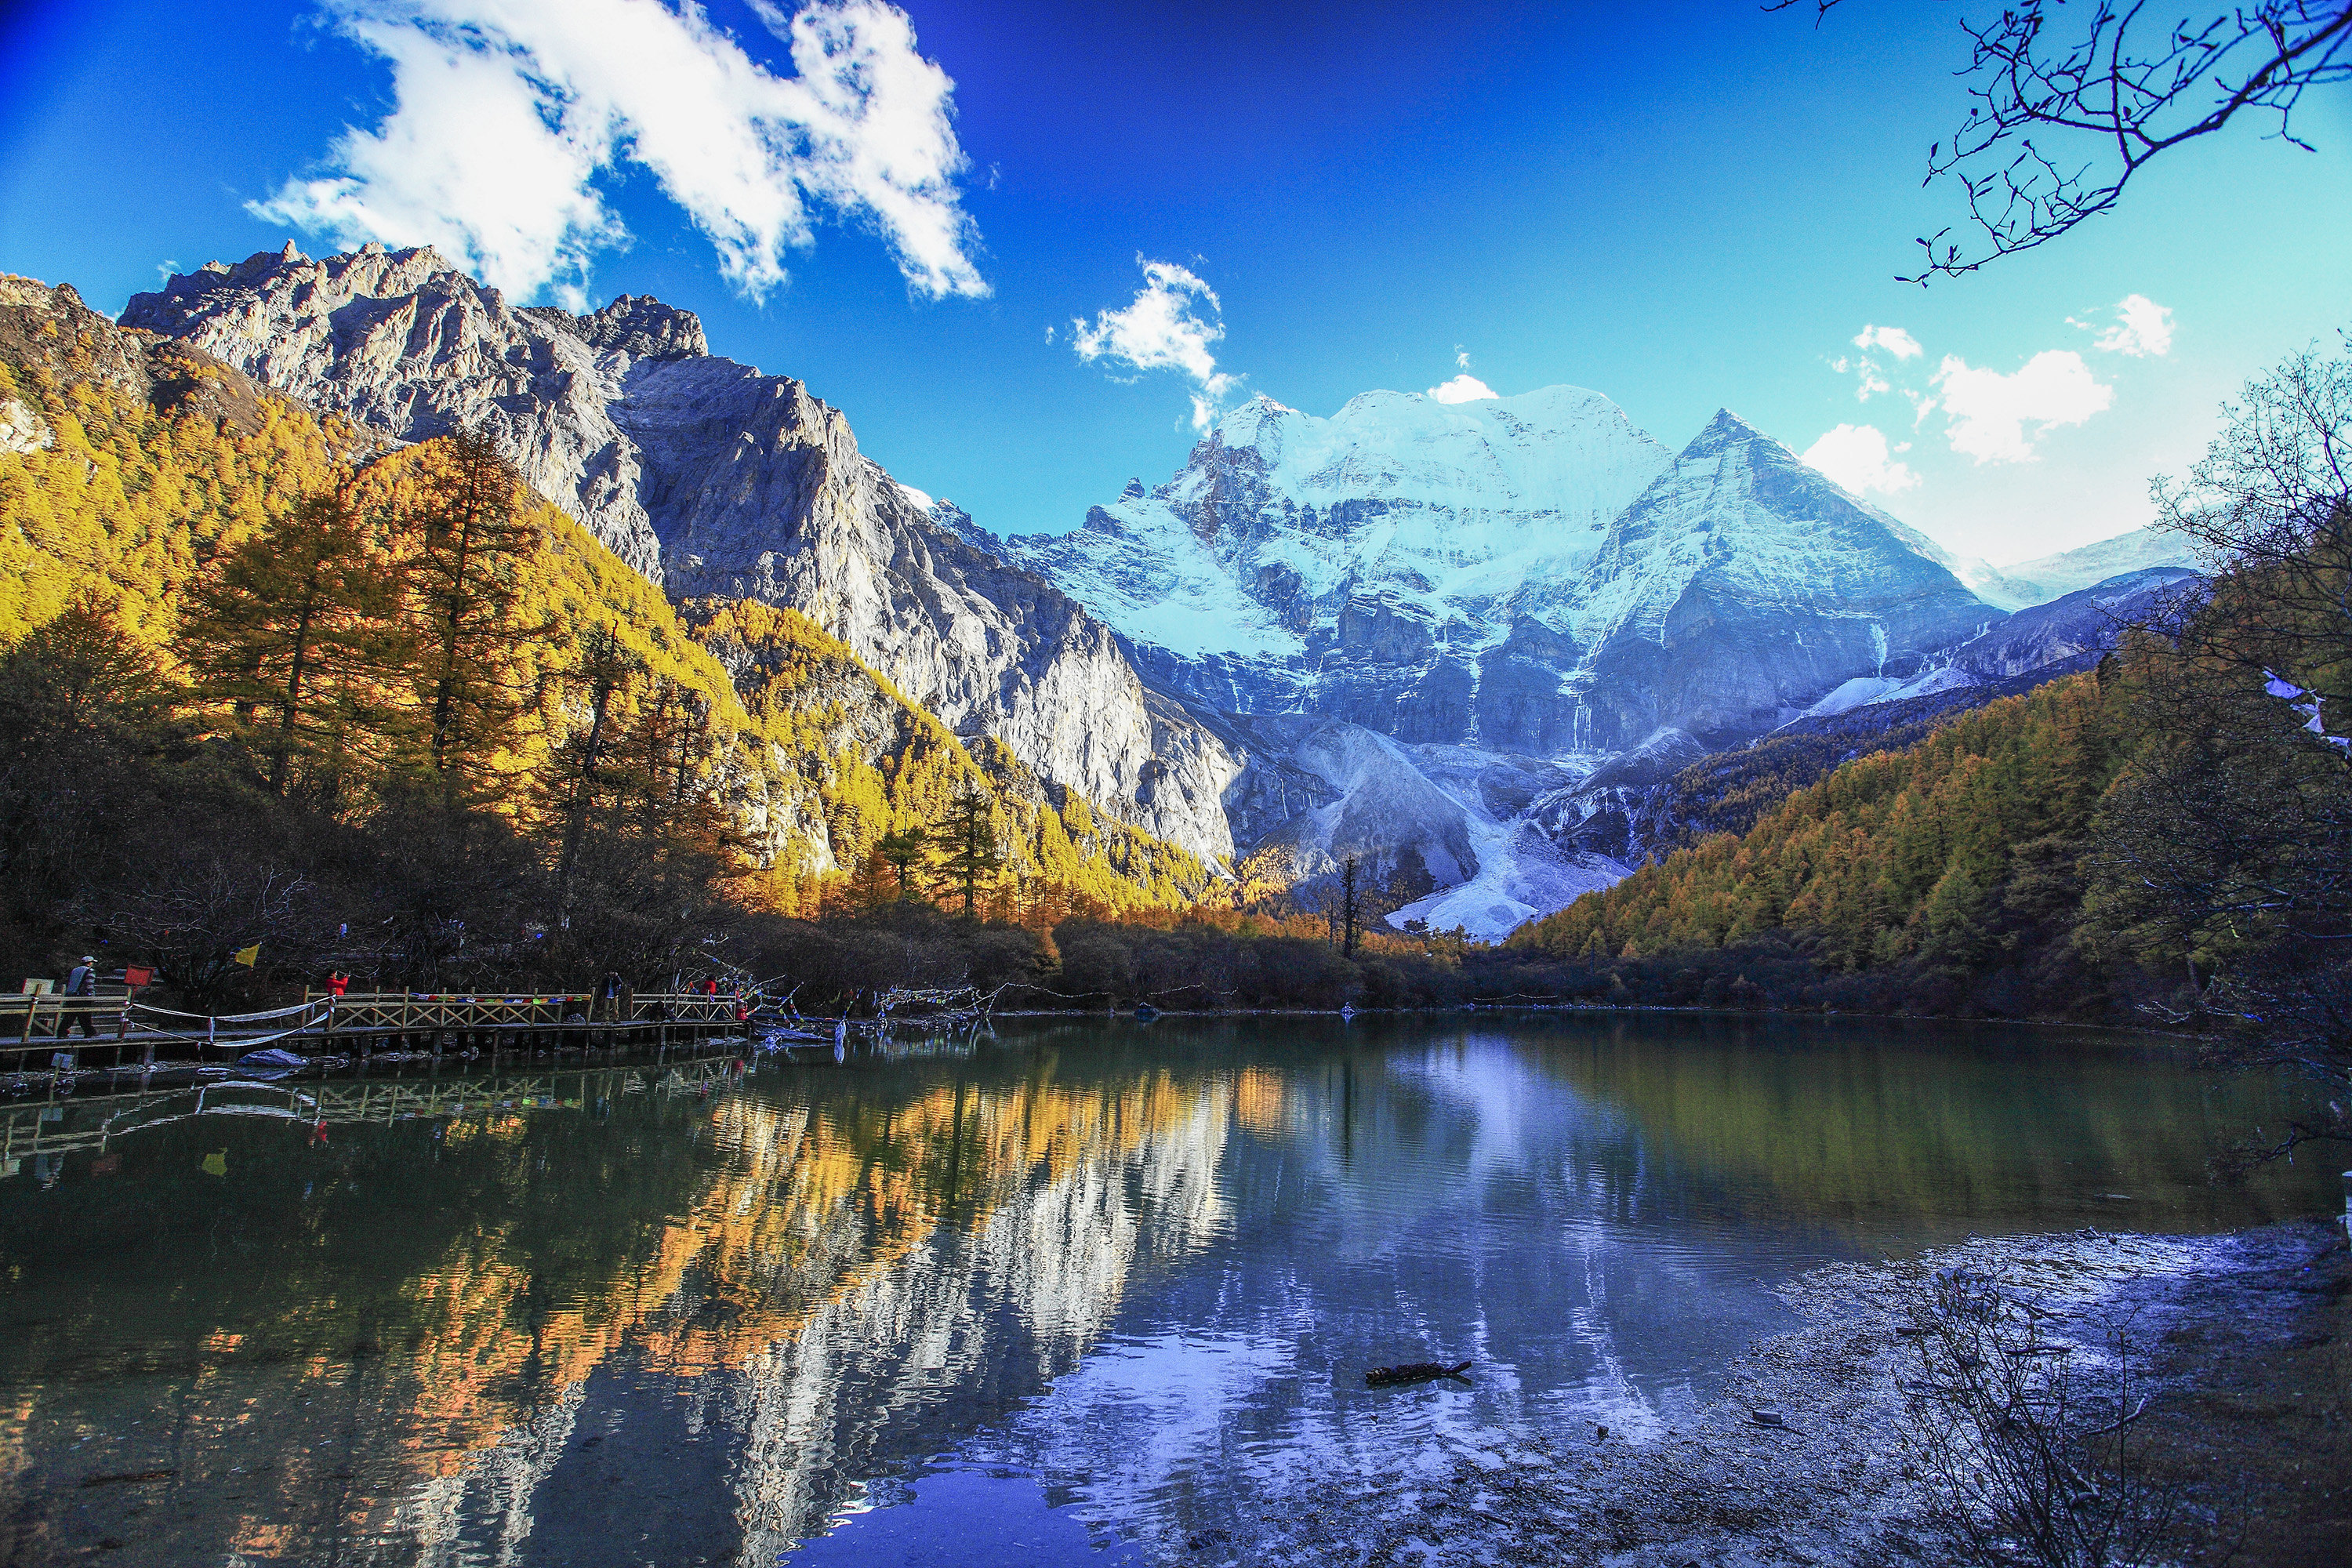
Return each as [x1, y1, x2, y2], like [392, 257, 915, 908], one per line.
[1364, 1359, 1472, 1388]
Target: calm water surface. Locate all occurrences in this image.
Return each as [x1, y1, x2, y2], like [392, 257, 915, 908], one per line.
[0, 1014, 2332, 1566]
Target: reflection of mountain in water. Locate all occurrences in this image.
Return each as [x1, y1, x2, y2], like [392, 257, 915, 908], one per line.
[724, 1080, 1229, 1561]
[365, 1068, 1234, 1564]
[0, 1060, 1232, 1566]
[973, 1035, 1756, 1556]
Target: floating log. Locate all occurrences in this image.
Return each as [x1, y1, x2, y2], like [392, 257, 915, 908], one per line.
[1365, 1360, 1472, 1388]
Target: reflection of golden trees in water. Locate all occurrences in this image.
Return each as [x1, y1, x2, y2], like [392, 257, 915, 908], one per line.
[1235, 1067, 1288, 1139]
[187, 1066, 1224, 1559]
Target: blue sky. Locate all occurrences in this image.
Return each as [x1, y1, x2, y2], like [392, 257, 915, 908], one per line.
[4, 0, 2348, 563]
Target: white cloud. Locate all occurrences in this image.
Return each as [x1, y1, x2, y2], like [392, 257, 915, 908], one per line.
[1426, 373, 1497, 404]
[1831, 337, 1903, 402]
[1454, 345, 1471, 370]
[252, 0, 985, 307]
[1071, 257, 1237, 430]
[1802, 423, 1919, 496]
[1933, 350, 2114, 463]
[1853, 324, 1922, 360]
[2092, 293, 2175, 357]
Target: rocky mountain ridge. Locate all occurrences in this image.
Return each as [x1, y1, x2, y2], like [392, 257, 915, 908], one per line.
[1006, 394, 1998, 755]
[1534, 563, 2201, 869]
[112, 245, 2165, 938]
[122, 245, 1243, 866]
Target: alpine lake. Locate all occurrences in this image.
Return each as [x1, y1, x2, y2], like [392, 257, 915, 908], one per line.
[0, 1012, 2333, 1566]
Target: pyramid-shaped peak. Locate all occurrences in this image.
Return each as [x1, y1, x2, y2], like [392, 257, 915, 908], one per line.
[1207, 394, 1299, 449]
[1223, 393, 1298, 425]
[1673, 407, 1804, 465]
[1701, 407, 1773, 441]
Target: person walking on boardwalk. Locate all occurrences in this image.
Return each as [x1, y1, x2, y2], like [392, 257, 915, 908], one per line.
[59, 956, 98, 1038]
[598, 971, 623, 1023]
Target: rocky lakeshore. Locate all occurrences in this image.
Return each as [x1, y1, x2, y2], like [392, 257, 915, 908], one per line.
[1173, 1219, 2350, 1568]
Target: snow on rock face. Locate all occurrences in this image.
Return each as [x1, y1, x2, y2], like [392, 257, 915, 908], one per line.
[1571, 410, 1996, 748]
[1795, 565, 2201, 720]
[1008, 386, 1675, 706]
[1282, 723, 1483, 886]
[1005, 390, 2003, 937]
[122, 246, 1243, 866]
[1191, 717, 1632, 942]
[1387, 832, 1630, 944]
[1948, 566, 2198, 678]
[1018, 395, 1996, 760]
[120, 247, 2038, 936]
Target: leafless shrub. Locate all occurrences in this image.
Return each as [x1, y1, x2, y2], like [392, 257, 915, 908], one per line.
[1897, 1265, 2177, 1566]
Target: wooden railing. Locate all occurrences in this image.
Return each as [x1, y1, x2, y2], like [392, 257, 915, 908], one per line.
[300, 991, 747, 1029]
[3, 989, 753, 1074]
[7, 996, 130, 1047]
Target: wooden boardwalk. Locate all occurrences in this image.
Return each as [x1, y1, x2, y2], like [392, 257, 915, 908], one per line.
[4, 990, 755, 1075]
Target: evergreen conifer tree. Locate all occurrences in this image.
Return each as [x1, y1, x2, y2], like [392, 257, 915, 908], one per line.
[177, 487, 403, 798]
[875, 827, 928, 898]
[545, 624, 642, 923]
[398, 430, 543, 804]
[932, 779, 1008, 918]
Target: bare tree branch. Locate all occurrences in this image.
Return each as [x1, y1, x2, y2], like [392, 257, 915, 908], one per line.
[1777, 2, 2352, 281]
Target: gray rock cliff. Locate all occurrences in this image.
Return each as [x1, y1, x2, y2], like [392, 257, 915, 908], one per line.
[122, 246, 1242, 866]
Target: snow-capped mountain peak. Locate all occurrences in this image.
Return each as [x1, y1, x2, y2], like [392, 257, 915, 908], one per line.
[990, 386, 2001, 935]
[1008, 383, 1677, 673]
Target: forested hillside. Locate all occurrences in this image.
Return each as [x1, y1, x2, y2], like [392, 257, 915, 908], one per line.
[1513, 343, 2350, 1131]
[0, 274, 1210, 1002]
[1512, 673, 2129, 1014]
